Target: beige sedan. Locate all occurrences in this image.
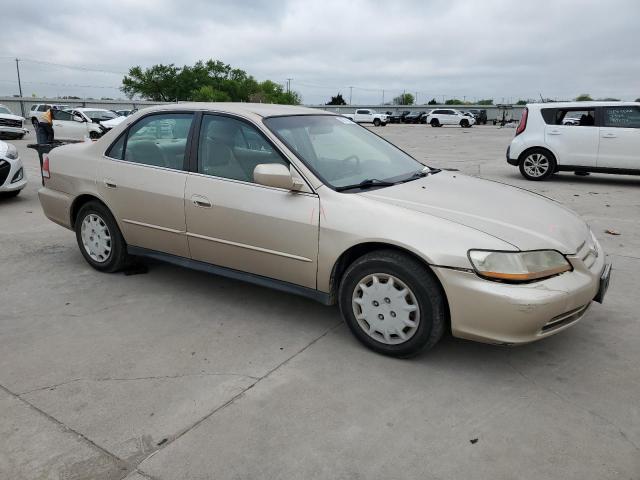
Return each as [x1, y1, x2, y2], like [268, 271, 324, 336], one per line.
[38, 103, 611, 357]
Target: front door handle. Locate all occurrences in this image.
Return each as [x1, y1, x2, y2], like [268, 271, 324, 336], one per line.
[602, 133, 617, 138]
[548, 130, 562, 135]
[104, 179, 117, 189]
[191, 194, 212, 208]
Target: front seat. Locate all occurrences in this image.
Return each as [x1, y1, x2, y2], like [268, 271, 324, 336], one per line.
[200, 123, 249, 182]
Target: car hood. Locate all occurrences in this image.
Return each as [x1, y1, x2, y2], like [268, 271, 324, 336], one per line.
[100, 116, 126, 128]
[362, 171, 588, 253]
[0, 113, 24, 121]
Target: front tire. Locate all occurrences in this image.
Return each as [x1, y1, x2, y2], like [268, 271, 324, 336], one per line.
[75, 201, 130, 272]
[373, 118, 381, 127]
[460, 119, 469, 128]
[519, 148, 556, 181]
[32, 118, 39, 129]
[430, 119, 440, 127]
[338, 250, 446, 357]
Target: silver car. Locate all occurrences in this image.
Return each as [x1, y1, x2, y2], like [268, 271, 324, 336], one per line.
[38, 103, 611, 357]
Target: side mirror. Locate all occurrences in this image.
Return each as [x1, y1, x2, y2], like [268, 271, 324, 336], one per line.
[254, 163, 301, 190]
[73, 115, 84, 122]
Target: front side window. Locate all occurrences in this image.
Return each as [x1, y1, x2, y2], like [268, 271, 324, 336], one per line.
[264, 115, 427, 190]
[52, 110, 73, 121]
[603, 106, 640, 128]
[122, 113, 193, 169]
[82, 110, 118, 121]
[197, 115, 288, 183]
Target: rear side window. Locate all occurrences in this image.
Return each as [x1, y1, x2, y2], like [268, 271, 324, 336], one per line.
[106, 134, 126, 160]
[541, 108, 596, 126]
[603, 106, 640, 128]
[115, 113, 194, 169]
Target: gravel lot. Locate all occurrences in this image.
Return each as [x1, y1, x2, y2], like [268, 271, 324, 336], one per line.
[1, 125, 639, 480]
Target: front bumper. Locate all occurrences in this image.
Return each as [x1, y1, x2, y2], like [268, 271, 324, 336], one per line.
[434, 247, 609, 345]
[0, 157, 27, 192]
[0, 126, 28, 136]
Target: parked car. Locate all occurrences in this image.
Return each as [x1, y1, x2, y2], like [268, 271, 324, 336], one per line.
[388, 111, 410, 124]
[507, 101, 640, 180]
[0, 140, 26, 197]
[38, 104, 610, 357]
[404, 111, 426, 124]
[0, 105, 28, 140]
[420, 110, 434, 123]
[343, 109, 388, 126]
[52, 108, 126, 141]
[29, 104, 71, 128]
[115, 109, 138, 117]
[425, 109, 476, 127]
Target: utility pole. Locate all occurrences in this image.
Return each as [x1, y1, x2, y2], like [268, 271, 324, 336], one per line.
[349, 86, 353, 105]
[15, 58, 24, 116]
[382, 89, 384, 106]
[286, 78, 292, 94]
[415, 92, 418, 105]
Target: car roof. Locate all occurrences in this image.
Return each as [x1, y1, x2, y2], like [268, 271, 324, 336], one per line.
[527, 101, 640, 108]
[139, 102, 333, 118]
[74, 107, 113, 112]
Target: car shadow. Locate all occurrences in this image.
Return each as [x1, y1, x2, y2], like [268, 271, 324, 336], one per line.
[504, 172, 640, 188]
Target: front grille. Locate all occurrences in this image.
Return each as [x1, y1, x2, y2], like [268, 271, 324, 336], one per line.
[542, 304, 589, 332]
[0, 118, 22, 128]
[0, 160, 10, 185]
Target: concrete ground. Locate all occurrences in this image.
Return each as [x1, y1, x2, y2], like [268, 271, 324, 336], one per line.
[1, 125, 639, 480]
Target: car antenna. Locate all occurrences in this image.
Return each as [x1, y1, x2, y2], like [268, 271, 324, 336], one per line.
[539, 93, 545, 103]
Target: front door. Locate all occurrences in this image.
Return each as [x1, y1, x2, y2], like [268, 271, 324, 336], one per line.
[598, 105, 640, 170]
[545, 108, 599, 167]
[97, 112, 195, 257]
[52, 109, 87, 140]
[185, 114, 319, 289]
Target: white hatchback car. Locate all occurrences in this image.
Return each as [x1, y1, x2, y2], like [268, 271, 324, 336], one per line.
[0, 140, 26, 197]
[425, 109, 475, 128]
[52, 108, 125, 141]
[508, 101, 640, 180]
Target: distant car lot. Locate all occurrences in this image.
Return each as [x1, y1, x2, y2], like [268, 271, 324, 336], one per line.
[1, 124, 639, 479]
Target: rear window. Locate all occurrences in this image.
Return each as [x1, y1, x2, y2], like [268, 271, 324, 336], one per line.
[603, 106, 640, 128]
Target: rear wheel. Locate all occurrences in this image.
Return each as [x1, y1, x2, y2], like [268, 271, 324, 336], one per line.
[74, 201, 130, 272]
[519, 148, 556, 181]
[430, 119, 440, 127]
[32, 118, 39, 129]
[338, 250, 446, 357]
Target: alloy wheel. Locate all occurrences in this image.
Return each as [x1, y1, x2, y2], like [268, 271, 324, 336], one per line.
[522, 153, 550, 178]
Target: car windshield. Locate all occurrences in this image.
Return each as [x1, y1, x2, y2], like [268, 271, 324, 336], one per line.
[264, 115, 428, 190]
[0, 106, 12, 114]
[82, 110, 118, 120]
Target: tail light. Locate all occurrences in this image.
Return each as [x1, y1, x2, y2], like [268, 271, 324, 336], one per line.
[42, 154, 50, 179]
[515, 107, 528, 136]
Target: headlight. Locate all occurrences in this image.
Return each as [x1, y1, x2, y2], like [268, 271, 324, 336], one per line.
[468, 249, 572, 282]
[5, 143, 18, 160]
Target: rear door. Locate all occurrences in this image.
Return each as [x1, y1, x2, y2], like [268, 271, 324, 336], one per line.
[597, 105, 640, 170]
[97, 111, 195, 257]
[544, 108, 599, 167]
[443, 110, 457, 125]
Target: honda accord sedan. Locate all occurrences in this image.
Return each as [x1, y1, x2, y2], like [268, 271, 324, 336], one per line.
[38, 103, 611, 357]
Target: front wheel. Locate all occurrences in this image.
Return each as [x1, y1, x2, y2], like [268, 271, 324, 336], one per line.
[373, 118, 381, 127]
[32, 118, 39, 129]
[460, 119, 469, 128]
[430, 119, 440, 127]
[75, 201, 130, 272]
[519, 149, 556, 181]
[381, 122, 387, 127]
[338, 250, 446, 357]
[89, 131, 101, 140]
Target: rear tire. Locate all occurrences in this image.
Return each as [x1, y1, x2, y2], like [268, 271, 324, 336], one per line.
[338, 250, 446, 357]
[74, 201, 130, 272]
[32, 118, 39, 129]
[518, 148, 556, 181]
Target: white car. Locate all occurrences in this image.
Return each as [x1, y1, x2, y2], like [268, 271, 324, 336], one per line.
[507, 101, 640, 180]
[425, 109, 475, 128]
[29, 103, 71, 128]
[52, 108, 125, 141]
[343, 109, 388, 126]
[0, 105, 28, 140]
[0, 140, 26, 198]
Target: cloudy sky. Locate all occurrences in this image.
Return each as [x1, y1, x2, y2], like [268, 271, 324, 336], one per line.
[2, 0, 639, 104]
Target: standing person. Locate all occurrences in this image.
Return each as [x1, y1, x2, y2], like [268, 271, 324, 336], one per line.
[37, 105, 55, 143]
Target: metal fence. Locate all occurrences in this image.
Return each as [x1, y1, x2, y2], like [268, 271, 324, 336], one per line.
[0, 97, 524, 122]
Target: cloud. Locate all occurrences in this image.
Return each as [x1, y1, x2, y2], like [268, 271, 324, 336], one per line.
[2, 0, 639, 103]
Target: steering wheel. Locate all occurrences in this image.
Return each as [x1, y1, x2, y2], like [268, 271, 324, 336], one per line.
[341, 154, 361, 175]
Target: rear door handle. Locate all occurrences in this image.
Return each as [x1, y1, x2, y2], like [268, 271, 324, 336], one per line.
[104, 179, 117, 189]
[602, 133, 617, 138]
[548, 130, 562, 135]
[191, 194, 212, 208]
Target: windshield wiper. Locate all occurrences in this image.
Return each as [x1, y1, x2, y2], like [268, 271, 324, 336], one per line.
[335, 178, 397, 192]
[399, 167, 441, 183]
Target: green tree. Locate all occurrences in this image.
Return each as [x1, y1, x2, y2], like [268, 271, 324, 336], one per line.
[393, 93, 414, 105]
[427, 98, 438, 105]
[326, 93, 347, 105]
[477, 99, 494, 105]
[445, 98, 463, 105]
[192, 85, 232, 102]
[575, 94, 593, 101]
[516, 99, 528, 105]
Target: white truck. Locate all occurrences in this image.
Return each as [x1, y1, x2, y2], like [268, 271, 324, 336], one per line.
[343, 109, 388, 126]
